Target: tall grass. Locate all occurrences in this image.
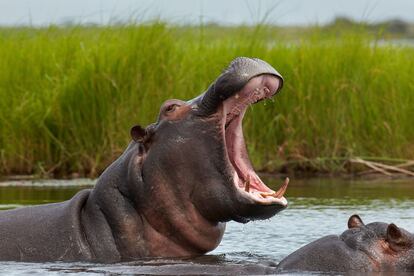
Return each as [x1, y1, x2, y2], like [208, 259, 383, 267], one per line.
[0, 24, 413, 177]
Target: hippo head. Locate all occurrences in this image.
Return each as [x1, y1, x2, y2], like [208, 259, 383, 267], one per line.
[342, 215, 414, 272]
[278, 214, 414, 272]
[130, 57, 287, 225]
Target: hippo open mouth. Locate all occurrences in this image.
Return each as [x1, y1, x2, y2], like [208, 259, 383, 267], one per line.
[222, 74, 288, 206]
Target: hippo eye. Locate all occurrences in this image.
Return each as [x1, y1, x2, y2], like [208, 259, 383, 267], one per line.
[165, 104, 179, 113]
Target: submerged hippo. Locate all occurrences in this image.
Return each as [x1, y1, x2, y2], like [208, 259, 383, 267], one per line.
[278, 215, 414, 273]
[0, 57, 288, 262]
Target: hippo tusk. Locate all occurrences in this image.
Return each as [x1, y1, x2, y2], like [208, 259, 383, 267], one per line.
[272, 178, 289, 199]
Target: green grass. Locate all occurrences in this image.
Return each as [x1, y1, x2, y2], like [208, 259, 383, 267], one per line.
[0, 24, 413, 177]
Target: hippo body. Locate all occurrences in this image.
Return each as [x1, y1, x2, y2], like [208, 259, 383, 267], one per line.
[0, 190, 93, 261]
[278, 215, 414, 273]
[0, 57, 288, 262]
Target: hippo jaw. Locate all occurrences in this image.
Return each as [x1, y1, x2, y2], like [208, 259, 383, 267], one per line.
[221, 74, 288, 207]
[184, 57, 288, 222]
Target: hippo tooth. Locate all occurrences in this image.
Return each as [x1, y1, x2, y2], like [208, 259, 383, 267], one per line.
[260, 191, 276, 198]
[272, 178, 289, 199]
[244, 177, 250, 192]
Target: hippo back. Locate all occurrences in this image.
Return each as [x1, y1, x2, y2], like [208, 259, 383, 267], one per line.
[0, 190, 92, 261]
[277, 235, 370, 272]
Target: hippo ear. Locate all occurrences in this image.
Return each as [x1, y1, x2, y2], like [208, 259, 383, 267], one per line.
[348, 214, 364, 229]
[130, 125, 146, 143]
[386, 224, 411, 249]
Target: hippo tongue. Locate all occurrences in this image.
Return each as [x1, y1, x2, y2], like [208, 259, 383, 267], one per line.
[225, 108, 273, 194]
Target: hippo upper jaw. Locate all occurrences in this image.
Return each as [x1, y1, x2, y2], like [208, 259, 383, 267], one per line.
[192, 57, 284, 116]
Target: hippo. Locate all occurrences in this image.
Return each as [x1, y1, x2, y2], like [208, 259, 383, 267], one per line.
[277, 214, 414, 273]
[0, 57, 288, 262]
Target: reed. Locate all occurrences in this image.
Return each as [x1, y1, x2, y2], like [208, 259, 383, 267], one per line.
[0, 24, 413, 176]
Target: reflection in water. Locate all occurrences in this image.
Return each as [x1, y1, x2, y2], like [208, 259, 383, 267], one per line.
[0, 177, 413, 275]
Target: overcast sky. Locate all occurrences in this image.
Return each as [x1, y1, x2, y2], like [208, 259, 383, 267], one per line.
[1, 0, 414, 26]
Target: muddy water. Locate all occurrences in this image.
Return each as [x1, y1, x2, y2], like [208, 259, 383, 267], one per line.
[0, 177, 413, 275]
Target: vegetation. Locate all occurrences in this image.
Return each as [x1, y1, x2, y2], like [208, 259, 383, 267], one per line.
[0, 23, 413, 177]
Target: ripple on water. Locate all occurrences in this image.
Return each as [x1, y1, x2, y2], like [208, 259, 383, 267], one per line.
[0, 178, 413, 274]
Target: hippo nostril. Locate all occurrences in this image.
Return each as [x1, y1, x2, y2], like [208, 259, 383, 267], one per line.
[263, 75, 282, 96]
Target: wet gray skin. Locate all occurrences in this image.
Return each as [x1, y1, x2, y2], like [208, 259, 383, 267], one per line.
[0, 57, 288, 262]
[278, 215, 414, 273]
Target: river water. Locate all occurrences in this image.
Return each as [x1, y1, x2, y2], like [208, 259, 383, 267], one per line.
[0, 177, 413, 275]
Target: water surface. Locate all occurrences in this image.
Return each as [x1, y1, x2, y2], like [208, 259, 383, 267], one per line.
[0, 177, 413, 275]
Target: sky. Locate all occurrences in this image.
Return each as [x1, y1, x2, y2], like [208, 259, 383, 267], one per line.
[0, 0, 414, 26]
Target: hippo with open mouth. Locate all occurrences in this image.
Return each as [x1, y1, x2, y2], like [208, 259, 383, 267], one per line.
[277, 215, 414, 273]
[0, 57, 288, 262]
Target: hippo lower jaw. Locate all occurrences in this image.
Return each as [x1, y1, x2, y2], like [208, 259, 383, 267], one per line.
[221, 74, 288, 207]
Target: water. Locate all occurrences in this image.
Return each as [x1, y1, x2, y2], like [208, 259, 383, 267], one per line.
[0, 177, 413, 275]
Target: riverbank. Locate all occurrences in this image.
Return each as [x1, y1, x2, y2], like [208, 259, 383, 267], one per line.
[1, 24, 413, 177]
[2, 163, 414, 183]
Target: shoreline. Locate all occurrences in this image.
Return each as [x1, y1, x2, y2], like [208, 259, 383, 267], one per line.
[1, 168, 413, 184]
[2, 156, 414, 182]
